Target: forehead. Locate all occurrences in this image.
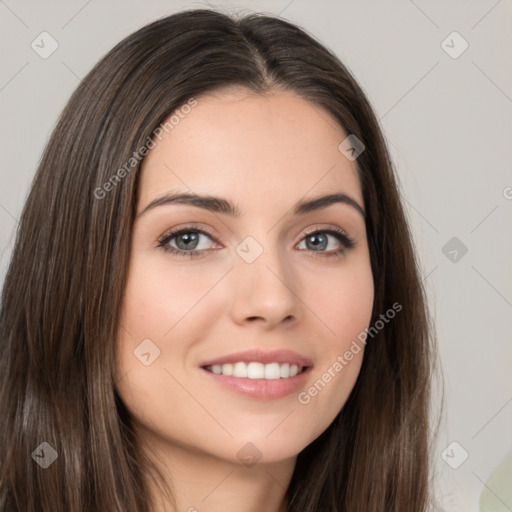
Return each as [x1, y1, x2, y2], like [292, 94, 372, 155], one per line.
[137, 87, 363, 210]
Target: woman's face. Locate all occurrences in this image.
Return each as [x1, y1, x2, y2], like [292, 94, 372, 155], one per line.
[115, 87, 374, 466]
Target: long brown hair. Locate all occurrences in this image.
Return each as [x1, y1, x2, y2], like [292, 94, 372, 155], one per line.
[0, 8, 437, 511]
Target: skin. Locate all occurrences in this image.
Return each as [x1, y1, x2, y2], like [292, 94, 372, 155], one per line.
[115, 87, 374, 512]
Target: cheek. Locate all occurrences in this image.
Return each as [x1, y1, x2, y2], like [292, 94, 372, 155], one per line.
[114, 256, 229, 408]
[292, 259, 373, 437]
[118, 257, 224, 342]
[307, 257, 374, 350]
[114, 260, 206, 441]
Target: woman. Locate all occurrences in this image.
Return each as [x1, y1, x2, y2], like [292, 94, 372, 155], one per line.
[0, 8, 437, 512]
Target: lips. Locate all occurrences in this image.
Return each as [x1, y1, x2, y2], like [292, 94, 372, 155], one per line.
[199, 349, 313, 399]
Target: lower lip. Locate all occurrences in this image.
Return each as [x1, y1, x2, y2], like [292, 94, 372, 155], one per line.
[201, 367, 312, 400]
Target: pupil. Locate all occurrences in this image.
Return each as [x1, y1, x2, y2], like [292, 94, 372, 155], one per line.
[178, 232, 198, 250]
[308, 234, 327, 251]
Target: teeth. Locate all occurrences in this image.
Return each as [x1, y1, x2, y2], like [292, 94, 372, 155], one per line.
[265, 362, 281, 379]
[221, 363, 233, 376]
[233, 362, 247, 378]
[206, 361, 305, 379]
[247, 362, 264, 379]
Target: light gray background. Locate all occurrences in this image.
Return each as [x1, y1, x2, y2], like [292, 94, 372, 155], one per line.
[1, 1, 511, 510]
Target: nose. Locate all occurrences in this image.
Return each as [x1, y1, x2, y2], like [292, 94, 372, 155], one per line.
[228, 239, 302, 329]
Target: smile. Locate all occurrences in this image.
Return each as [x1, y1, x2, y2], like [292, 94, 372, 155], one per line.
[199, 349, 313, 400]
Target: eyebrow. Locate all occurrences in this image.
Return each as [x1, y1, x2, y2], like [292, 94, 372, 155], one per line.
[139, 191, 365, 219]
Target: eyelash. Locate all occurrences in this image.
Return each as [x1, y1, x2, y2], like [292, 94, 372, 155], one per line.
[157, 224, 356, 260]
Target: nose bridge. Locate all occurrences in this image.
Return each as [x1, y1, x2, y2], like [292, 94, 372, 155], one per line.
[229, 231, 300, 325]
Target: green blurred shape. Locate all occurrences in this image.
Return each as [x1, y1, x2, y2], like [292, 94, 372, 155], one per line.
[480, 450, 512, 512]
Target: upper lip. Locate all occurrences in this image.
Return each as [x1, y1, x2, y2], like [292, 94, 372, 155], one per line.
[200, 349, 313, 368]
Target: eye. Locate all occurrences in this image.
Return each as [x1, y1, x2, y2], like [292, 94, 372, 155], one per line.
[296, 227, 356, 257]
[157, 225, 218, 259]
